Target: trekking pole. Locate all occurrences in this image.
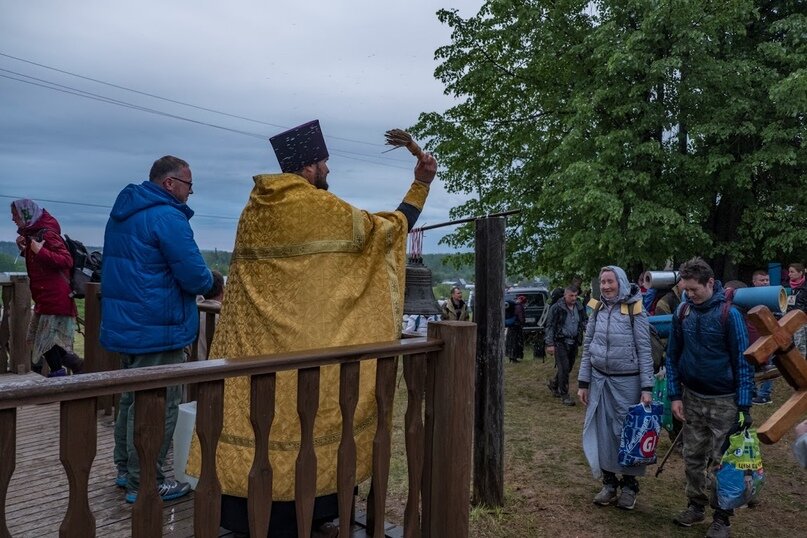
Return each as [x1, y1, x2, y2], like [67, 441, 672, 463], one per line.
[655, 428, 684, 478]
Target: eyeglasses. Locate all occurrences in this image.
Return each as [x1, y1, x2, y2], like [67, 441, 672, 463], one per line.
[167, 176, 193, 192]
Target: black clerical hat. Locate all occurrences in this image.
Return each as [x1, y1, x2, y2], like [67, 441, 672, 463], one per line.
[269, 120, 329, 173]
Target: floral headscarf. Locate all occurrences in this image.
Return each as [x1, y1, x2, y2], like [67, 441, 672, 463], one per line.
[11, 199, 43, 228]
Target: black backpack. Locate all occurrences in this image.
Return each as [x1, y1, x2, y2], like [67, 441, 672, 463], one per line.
[648, 323, 667, 373]
[63, 235, 102, 299]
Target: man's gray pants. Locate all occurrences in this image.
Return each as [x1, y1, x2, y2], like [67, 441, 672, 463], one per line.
[552, 341, 578, 396]
[113, 349, 185, 491]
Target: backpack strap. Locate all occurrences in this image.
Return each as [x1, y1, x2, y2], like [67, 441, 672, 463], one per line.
[586, 299, 602, 332]
[620, 301, 643, 317]
[623, 302, 643, 365]
[721, 287, 736, 328]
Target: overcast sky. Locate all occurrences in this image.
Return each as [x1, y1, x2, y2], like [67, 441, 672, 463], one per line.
[0, 0, 484, 253]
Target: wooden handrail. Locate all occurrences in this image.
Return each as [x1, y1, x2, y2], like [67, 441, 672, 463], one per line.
[0, 337, 443, 410]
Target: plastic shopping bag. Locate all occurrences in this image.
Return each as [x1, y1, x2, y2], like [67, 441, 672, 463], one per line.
[653, 374, 674, 433]
[714, 428, 765, 510]
[618, 402, 664, 467]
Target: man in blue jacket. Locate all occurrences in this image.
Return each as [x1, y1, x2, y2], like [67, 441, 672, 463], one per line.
[101, 155, 213, 503]
[666, 258, 754, 538]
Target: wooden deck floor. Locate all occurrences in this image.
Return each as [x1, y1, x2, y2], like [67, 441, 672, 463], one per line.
[5, 402, 400, 537]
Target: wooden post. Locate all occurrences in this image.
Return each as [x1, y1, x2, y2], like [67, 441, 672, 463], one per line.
[422, 321, 476, 538]
[85, 283, 115, 414]
[472, 217, 505, 507]
[1, 284, 12, 374]
[10, 276, 31, 374]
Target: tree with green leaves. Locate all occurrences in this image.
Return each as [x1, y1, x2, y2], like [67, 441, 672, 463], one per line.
[414, 0, 806, 282]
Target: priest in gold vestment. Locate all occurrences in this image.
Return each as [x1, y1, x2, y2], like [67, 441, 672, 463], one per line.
[186, 120, 437, 534]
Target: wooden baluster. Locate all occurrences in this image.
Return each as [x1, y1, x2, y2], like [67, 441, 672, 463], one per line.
[0, 408, 16, 538]
[370, 356, 397, 536]
[194, 380, 225, 538]
[132, 388, 165, 538]
[295, 367, 320, 538]
[422, 322, 476, 538]
[403, 353, 427, 538]
[337, 361, 360, 537]
[248, 373, 275, 537]
[59, 398, 97, 537]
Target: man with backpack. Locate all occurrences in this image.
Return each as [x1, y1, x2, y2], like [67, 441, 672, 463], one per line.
[545, 286, 587, 405]
[655, 278, 685, 316]
[665, 258, 754, 538]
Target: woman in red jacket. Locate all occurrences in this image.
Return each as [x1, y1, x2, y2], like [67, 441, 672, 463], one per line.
[11, 199, 82, 376]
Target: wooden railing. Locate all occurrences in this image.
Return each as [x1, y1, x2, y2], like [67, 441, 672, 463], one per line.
[0, 309, 476, 538]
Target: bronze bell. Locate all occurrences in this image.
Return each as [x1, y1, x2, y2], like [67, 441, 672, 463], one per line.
[403, 259, 442, 315]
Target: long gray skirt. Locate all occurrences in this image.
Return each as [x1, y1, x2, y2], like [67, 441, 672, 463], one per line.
[582, 368, 645, 478]
[27, 313, 76, 366]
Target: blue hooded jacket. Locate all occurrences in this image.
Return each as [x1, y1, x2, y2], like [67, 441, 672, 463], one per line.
[665, 281, 754, 409]
[100, 181, 213, 354]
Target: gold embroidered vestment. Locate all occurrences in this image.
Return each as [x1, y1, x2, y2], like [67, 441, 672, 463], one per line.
[186, 173, 429, 499]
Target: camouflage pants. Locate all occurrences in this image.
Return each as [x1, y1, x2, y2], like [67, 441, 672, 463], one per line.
[681, 389, 737, 510]
[794, 325, 807, 359]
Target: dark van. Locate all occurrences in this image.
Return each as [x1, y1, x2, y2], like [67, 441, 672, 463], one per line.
[504, 287, 550, 344]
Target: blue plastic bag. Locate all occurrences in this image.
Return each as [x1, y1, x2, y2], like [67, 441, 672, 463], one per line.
[618, 402, 663, 467]
[714, 428, 765, 510]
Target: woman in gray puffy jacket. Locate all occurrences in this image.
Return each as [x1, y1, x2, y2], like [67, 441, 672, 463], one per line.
[577, 265, 654, 510]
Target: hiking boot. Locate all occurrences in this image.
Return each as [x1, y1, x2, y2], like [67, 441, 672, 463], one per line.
[546, 379, 559, 395]
[115, 469, 128, 488]
[561, 396, 575, 406]
[125, 479, 191, 503]
[752, 396, 772, 405]
[593, 484, 618, 505]
[673, 503, 706, 527]
[617, 487, 637, 510]
[47, 368, 67, 378]
[705, 514, 732, 538]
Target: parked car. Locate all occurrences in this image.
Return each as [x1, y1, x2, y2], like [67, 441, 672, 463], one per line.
[504, 287, 550, 356]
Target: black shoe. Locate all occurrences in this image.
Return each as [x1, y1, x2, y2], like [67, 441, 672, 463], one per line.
[561, 396, 575, 406]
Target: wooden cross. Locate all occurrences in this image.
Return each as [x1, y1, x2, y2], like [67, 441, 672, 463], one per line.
[744, 306, 807, 444]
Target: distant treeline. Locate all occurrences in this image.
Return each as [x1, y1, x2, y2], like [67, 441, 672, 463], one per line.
[0, 241, 469, 281]
[0, 241, 233, 275]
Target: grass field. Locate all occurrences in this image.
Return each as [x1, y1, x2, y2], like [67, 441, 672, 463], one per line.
[373, 348, 807, 537]
[69, 318, 805, 536]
